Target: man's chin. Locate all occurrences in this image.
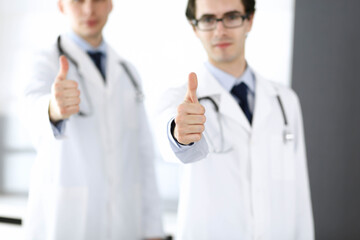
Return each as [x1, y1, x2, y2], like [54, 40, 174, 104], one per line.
[78, 30, 102, 40]
[212, 55, 238, 64]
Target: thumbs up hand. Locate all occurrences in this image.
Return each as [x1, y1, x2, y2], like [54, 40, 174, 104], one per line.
[173, 72, 206, 145]
[49, 56, 81, 123]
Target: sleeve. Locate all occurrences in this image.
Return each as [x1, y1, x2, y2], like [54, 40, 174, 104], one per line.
[156, 86, 209, 164]
[293, 93, 315, 240]
[51, 120, 67, 137]
[22, 48, 67, 149]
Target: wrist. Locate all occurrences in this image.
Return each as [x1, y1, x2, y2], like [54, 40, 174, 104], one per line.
[48, 101, 61, 123]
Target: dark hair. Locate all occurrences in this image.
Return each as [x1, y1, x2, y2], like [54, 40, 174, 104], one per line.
[186, 0, 256, 21]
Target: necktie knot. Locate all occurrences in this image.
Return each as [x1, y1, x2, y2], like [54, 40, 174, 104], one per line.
[231, 82, 249, 102]
[231, 82, 253, 124]
[87, 51, 105, 81]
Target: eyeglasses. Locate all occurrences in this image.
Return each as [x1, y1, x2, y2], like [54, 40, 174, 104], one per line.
[191, 11, 249, 31]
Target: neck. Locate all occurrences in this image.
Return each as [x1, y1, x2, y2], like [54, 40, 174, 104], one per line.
[209, 57, 247, 78]
[84, 34, 103, 48]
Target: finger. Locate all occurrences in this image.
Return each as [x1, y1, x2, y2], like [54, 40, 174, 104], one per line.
[57, 97, 80, 107]
[56, 55, 69, 81]
[64, 105, 80, 116]
[175, 114, 206, 125]
[177, 102, 205, 115]
[64, 97, 81, 107]
[53, 80, 79, 91]
[61, 89, 81, 98]
[184, 72, 198, 103]
[62, 80, 78, 89]
[179, 124, 205, 135]
[176, 133, 202, 145]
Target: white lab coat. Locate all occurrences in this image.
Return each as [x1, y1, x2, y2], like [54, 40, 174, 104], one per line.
[23, 34, 163, 240]
[157, 66, 314, 240]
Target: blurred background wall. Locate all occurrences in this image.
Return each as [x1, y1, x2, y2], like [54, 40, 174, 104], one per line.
[292, 0, 360, 239]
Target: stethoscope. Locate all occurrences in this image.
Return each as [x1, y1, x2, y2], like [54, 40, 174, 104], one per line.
[198, 91, 294, 153]
[198, 96, 233, 153]
[57, 36, 144, 116]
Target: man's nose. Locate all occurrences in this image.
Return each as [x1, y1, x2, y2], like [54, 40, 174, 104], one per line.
[83, 1, 95, 15]
[213, 19, 227, 35]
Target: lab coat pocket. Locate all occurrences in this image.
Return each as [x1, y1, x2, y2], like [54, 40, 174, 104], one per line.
[270, 136, 295, 181]
[52, 187, 88, 240]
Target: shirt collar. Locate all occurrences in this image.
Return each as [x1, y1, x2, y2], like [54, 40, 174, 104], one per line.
[66, 30, 107, 55]
[204, 61, 256, 94]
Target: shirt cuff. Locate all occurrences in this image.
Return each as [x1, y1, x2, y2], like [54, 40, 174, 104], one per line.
[50, 119, 67, 137]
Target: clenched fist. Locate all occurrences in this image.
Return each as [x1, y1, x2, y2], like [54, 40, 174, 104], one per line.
[49, 56, 80, 123]
[173, 72, 206, 145]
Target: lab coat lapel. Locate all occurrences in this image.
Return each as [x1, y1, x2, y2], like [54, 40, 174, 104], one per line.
[251, 73, 277, 130]
[61, 34, 105, 89]
[104, 46, 122, 95]
[197, 67, 251, 132]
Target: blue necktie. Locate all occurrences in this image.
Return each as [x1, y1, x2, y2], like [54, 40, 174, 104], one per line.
[87, 51, 106, 81]
[231, 82, 253, 124]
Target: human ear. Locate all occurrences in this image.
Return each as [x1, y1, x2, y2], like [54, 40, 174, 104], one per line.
[58, 0, 65, 14]
[246, 13, 255, 33]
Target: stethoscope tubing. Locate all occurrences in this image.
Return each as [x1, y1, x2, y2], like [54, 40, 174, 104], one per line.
[199, 94, 288, 127]
[199, 91, 292, 150]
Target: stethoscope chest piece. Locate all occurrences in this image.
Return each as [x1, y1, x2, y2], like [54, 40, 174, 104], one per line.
[283, 130, 294, 143]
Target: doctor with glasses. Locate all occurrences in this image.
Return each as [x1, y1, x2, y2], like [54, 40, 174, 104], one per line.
[157, 0, 314, 239]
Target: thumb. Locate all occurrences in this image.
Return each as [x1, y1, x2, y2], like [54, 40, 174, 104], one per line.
[185, 72, 198, 103]
[56, 55, 69, 81]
